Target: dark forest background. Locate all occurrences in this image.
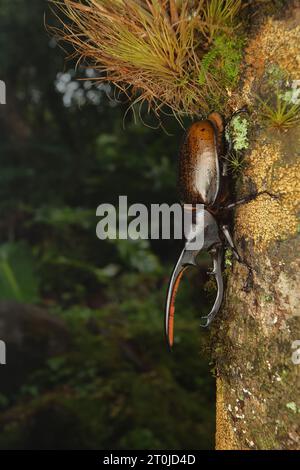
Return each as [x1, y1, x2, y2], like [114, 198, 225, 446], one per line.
[0, 0, 215, 450]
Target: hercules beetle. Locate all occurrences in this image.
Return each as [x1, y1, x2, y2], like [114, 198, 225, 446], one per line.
[165, 110, 275, 348]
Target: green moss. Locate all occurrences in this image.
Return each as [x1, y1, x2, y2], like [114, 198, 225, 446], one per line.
[223, 249, 233, 280]
[225, 249, 233, 267]
[198, 35, 244, 91]
[254, 432, 278, 450]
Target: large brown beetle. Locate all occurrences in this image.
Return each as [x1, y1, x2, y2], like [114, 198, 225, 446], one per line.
[165, 110, 275, 348]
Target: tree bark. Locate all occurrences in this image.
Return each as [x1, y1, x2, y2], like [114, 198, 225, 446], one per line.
[214, 2, 300, 450]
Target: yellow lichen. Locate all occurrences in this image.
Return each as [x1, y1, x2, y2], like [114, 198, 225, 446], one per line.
[215, 377, 240, 450]
[253, 17, 300, 79]
[236, 143, 300, 251]
[231, 10, 300, 109]
[233, 5, 300, 251]
[244, 143, 279, 187]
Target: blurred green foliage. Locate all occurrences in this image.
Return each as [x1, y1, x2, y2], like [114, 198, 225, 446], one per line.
[0, 242, 39, 302]
[0, 0, 215, 449]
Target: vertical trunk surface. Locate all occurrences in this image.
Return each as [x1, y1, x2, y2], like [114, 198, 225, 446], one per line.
[214, 2, 300, 450]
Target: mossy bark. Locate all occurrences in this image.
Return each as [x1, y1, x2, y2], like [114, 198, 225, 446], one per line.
[214, 2, 300, 450]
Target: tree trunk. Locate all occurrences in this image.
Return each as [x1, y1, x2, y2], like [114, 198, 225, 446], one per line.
[214, 2, 300, 450]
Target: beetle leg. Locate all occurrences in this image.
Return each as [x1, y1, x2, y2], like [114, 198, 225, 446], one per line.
[221, 190, 279, 211]
[225, 106, 249, 127]
[200, 245, 224, 327]
[221, 224, 254, 291]
[222, 160, 229, 177]
[221, 224, 241, 261]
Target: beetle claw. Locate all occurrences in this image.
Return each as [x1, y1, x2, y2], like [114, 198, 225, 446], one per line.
[200, 316, 211, 328]
[207, 270, 215, 276]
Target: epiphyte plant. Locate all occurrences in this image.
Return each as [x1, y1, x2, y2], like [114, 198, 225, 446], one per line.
[259, 93, 300, 131]
[51, 0, 243, 118]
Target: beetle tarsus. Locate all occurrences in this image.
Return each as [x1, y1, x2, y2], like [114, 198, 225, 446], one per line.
[222, 223, 256, 290]
[221, 190, 280, 211]
[200, 315, 213, 328]
[230, 106, 248, 120]
[242, 268, 254, 292]
[222, 224, 241, 261]
[200, 245, 224, 328]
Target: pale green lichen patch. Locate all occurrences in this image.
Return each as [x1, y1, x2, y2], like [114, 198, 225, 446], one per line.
[286, 402, 299, 414]
[224, 115, 249, 176]
[265, 64, 288, 87]
[228, 115, 249, 151]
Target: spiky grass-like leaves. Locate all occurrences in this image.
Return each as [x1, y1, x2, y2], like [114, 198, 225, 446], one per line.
[259, 94, 300, 131]
[51, 0, 242, 118]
